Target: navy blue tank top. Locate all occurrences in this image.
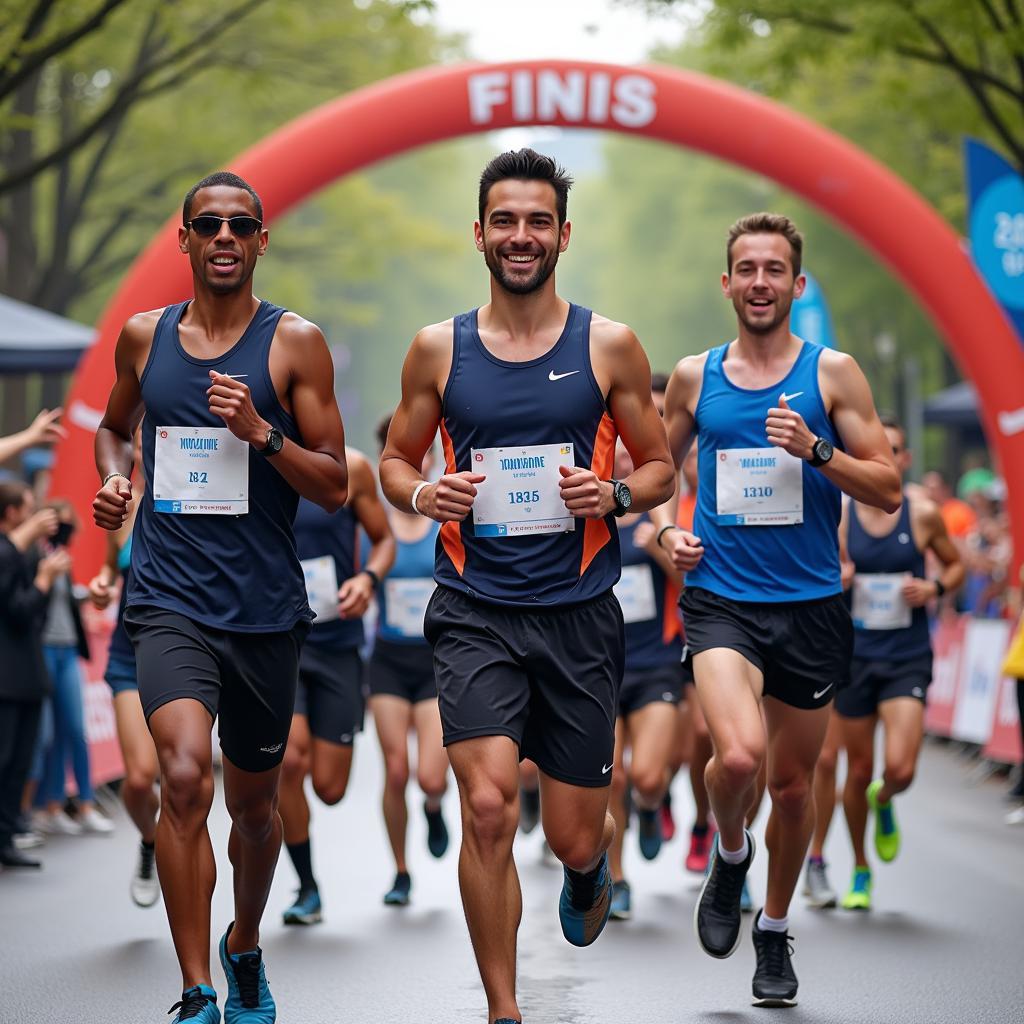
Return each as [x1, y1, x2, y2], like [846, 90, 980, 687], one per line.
[376, 520, 438, 646]
[128, 300, 311, 632]
[848, 496, 930, 660]
[617, 515, 682, 670]
[294, 498, 363, 650]
[686, 341, 842, 603]
[435, 305, 619, 607]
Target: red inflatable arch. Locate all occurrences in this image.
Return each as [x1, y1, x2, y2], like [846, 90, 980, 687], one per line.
[52, 60, 1024, 575]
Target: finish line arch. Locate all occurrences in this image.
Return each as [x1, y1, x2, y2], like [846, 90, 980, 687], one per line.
[54, 60, 1024, 574]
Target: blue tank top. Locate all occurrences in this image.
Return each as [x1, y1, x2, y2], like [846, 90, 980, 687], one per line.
[128, 300, 311, 632]
[848, 496, 930, 660]
[377, 520, 439, 646]
[686, 341, 842, 603]
[294, 498, 363, 650]
[617, 515, 682, 670]
[435, 305, 620, 607]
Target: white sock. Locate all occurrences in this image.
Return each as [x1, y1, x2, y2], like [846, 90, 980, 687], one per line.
[758, 911, 789, 933]
[717, 833, 749, 865]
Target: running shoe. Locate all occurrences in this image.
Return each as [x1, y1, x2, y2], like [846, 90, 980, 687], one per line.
[867, 780, 900, 862]
[694, 830, 755, 958]
[685, 824, 714, 873]
[841, 866, 872, 911]
[802, 858, 837, 909]
[558, 852, 612, 947]
[41, 810, 83, 836]
[519, 786, 540, 834]
[12, 830, 44, 850]
[218, 924, 275, 1024]
[740, 878, 753, 914]
[424, 802, 449, 858]
[609, 879, 632, 921]
[130, 841, 160, 908]
[281, 886, 322, 925]
[80, 807, 115, 835]
[383, 871, 412, 906]
[1006, 806, 1024, 826]
[168, 985, 220, 1023]
[660, 793, 676, 842]
[751, 912, 798, 1007]
[637, 808, 663, 861]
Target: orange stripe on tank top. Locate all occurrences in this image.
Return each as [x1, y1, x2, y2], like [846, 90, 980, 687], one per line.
[580, 412, 617, 577]
[439, 420, 466, 575]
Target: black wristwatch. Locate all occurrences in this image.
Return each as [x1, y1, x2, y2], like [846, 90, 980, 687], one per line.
[256, 426, 284, 456]
[808, 437, 834, 468]
[610, 479, 633, 517]
[360, 568, 380, 589]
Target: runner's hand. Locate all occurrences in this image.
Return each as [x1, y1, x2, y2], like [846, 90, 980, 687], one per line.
[93, 475, 132, 531]
[840, 559, 856, 591]
[87, 571, 115, 610]
[664, 528, 705, 571]
[207, 371, 270, 446]
[903, 576, 937, 607]
[419, 473, 485, 522]
[338, 573, 374, 619]
[766, 395, 816, 460]
[559, 465, 613, 519]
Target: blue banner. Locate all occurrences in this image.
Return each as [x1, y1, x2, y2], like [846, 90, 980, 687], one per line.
[965, 138, 1024, 347]
[792, 270, 838, 349]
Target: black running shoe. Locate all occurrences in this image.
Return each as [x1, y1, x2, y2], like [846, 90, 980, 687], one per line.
[694, 829, 755, 958]
[519, 786, 540, 834]
[424, 803, 449, 858]
[751, 911, 798, 1007]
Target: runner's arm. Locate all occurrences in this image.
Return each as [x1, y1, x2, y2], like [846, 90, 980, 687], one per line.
[908, 498, 965, 603]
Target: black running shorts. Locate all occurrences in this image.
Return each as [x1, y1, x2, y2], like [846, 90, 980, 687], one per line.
[294, 645, 364, 746]
[680, 586, 853, 710]
[618, 663, 683, 718]
[368, 638, 437, 705]
[423, 585, 624, 788]
[124, 604, 307, 772]
[835, 653, 933, 718]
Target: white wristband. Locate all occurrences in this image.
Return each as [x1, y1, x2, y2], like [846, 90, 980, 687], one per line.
[410, 481, 429, 516]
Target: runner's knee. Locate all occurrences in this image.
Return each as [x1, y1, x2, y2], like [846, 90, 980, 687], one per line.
[546, 821, 606, 872]
[417, 767, 446, 800]
[769, 775, 812, 819]
[630, 763, 666, 806]
[226, 789, 278, 841]
[463, 782, 517, 850]
[160, 754, 213, 822]
[715, 745, 761, 791]
[884, 761, 915, 793]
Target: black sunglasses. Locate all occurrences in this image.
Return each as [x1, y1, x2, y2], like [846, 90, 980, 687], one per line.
[186, 215, 262, 238]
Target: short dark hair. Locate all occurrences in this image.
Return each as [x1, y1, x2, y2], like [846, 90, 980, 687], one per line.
[183, 171, 263, 225]
[0, 480, 29, 519]
[478, 149, 573, 226]
[727, 212, 803, 277]
[651, 372, 670, 394]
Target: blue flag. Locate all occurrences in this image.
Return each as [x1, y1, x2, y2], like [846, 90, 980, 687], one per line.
[792, 270, 838, 350]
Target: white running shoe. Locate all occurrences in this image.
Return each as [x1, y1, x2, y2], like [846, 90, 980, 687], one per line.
[13, 831, 45, 850]
[1005, 806, 1024, 826]
[130, 842, 160, 907]
[79, 807, 115, 835]
[47, 811, 84, 836]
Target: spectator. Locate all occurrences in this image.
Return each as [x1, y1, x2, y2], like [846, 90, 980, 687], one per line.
[0, 480, 69, 867]
[34, 500, 114, 836]
[922, 469, 976, 544]
[961, 486, 1011, 619]
[0, 408, 65, 467]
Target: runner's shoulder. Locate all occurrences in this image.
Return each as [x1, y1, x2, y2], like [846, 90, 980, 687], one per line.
[589, 312, 640, 355]
[906, 490, 943, 533]
[275, 310, 328, 348]
[669, 350, 710, 398]
[121, 308, 164, 346]
[406, 318, 456, 373]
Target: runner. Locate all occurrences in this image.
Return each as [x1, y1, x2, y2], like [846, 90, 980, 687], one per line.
[379, 149, 675, 1024]
[278, 447, 394, 925]
[656, 212, 901, 1007]
[608, 439, 684, 922]
[92, 171, 347, 1024]
[836, 414, 964, 910]
[368, 413, 449, 908]
[88, 427, 161, 906]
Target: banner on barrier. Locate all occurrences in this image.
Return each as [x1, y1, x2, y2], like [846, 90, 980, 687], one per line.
[926, 615, 967, 737]
[80, 603, 125, 788]
[952, 619, 1011, 745]
[983, 674, 1023, 765]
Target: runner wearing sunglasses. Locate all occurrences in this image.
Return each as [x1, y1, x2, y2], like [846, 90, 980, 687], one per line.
[92, 171, 348, 1024]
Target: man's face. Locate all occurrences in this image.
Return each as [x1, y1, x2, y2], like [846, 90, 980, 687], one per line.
[886, 426, 911, 477]
[475, 179, 569, 296]
[922, 471, 947, 504]
[178, 185, 267, 295]
[722, 233, 804, 335]
[2, 491, 32, 532]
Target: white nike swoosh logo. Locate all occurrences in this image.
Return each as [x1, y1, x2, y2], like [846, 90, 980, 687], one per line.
[812, 684, 834, 700]
[549, 370, 581, 382]
[779, 391, 803, 402]
[601, 763, 612, 774]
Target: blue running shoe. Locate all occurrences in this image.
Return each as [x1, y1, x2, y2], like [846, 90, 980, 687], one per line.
[168, 985, 220, 1023]
[740, 877, 753, 914]
[282, 886, 322, 926]
[559, 852, 612, 947]
[383, 871, 412, 906]
[218, 924, 275, 1024]
[424, 803, 449, 859]
[609, 879, 632, 921]
[637, 808, 663, 861]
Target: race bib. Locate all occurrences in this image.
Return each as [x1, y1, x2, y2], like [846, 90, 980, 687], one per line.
[300, 556, 339, 623]
[851, 572, 912, 630]
[471, 443, 576, 537]
[716, 447, 803, 526]
[385, 577, 436, 638]
[153, 426, 248, 515]
[614, 564, 657, 624]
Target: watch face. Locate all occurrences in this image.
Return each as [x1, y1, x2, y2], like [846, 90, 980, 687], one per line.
[816, 439, 834, 462]
[615, 481, 632, 509]
[266, 428, 284, 454]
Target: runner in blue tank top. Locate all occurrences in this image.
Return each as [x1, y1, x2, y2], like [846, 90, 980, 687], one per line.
[380, 150, 675, 1024]
[655, 214, 902, 1008]
[91, 172, 348, 1024]
[829, 416, 963, 911]
[368, 415, 450, 909]
[277, 447, 394, 928]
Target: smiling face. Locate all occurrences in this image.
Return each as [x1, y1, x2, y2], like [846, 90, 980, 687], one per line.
[723, 232, 805, 335]
[475, 178, 570, 296]
[178, 185, 267, 295]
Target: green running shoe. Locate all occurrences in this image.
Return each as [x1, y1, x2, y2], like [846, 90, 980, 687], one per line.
[867, 779, 900, 862]
[841, 866, 872, 911]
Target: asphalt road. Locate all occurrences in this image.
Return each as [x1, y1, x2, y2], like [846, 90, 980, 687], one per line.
[2, 732, 1020, 1023]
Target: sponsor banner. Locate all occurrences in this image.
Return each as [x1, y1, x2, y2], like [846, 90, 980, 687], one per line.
[79, 603, 125, 788]
[925, 615, 967, 737]
[983, 674, 1023, 765]
[952, 618, 1011, 744]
